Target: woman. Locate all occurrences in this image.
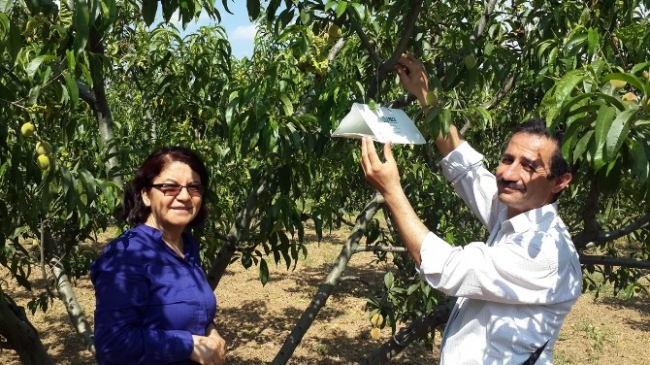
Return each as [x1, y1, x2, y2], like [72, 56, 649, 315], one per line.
[91, 147, 227, 365]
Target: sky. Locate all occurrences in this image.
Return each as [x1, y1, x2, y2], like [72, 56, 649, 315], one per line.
[174, 6, 257, 59]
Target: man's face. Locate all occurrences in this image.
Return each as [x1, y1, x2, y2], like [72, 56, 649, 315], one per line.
[496, 132, 569, 218]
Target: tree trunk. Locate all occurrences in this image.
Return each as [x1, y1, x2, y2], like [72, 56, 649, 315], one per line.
[271, 193, 385, 365]
[89, 27, 123, 187]
[0, 296, 54, 365]
[50, 260, 96, 354]
[43, 225, 96, 355]
[208, 178, 273, 289]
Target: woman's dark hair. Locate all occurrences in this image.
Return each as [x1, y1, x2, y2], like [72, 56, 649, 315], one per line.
[122, 147, 209, 227]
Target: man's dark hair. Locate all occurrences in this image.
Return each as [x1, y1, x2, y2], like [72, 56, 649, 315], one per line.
[510, 118, 571, 179]
[122, 147, 209, 227]
[508, 118, 571, 202]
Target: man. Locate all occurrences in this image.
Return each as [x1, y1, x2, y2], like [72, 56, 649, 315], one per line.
[360, 54, 582, 364]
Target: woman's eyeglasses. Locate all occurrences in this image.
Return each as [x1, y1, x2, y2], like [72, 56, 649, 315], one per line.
[150, 183, 204, 197]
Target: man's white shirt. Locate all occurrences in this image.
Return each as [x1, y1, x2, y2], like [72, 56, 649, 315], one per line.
[417, 142, 582, 364]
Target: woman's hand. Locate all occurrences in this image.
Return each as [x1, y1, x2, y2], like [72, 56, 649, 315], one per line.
[190, 334, 227, 365]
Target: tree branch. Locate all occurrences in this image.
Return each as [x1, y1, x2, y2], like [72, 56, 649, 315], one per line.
[327, 37, 347, 63]
[0, 297, 54, 364]
[50, 258, 96, 354]
[382, 94, 417, 109]
[207, 177, 272, 289]
[382, 0, 422, 71]
[579, 254, 650, 270]
[41, 225, 95, 355]
[458, 71, 519, 134]
[482, 72, 518, 110]
[369, 0, 423, 100]
[575, 211, 650, 249]
[75, 79, 95, 106]
[347, 10, 381, 65]
[352, 245, 407, 253]
[597, 212, 650, 244]
[272, 192, 385, 364]
[573, 179, 601, 250]
[470, 0, 499, 42]
[396, 0, 498, 109]
[339, 275, 371, 286]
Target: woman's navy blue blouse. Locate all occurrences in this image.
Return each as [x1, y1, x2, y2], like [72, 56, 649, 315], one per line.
[91, 224, 217, 365]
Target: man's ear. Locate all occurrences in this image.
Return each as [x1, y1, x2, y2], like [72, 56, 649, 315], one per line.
[552, 172, 572, 194]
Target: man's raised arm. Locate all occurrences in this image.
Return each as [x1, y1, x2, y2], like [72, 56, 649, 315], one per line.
[396, 54, 464, 157]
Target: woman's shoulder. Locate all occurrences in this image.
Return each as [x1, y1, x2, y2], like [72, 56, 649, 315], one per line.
[92, 225, 163, 271]
[107, 225, 160, 250]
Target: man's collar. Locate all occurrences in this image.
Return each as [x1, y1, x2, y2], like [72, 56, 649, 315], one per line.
[506, 203, 559, 233]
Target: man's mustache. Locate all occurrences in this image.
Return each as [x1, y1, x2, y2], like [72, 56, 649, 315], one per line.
[498, 179, 525, 192]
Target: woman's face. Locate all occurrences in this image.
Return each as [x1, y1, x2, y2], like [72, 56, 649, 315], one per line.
[141, 161, 203, 232]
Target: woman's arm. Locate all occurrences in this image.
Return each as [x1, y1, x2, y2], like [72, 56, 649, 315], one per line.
[92, 269, 194, 364]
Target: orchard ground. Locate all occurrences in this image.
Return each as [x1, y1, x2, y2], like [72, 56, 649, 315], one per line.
[1, 225, 649, 364]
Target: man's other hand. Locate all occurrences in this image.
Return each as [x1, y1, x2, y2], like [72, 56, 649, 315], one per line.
[361, 137, 402, 197]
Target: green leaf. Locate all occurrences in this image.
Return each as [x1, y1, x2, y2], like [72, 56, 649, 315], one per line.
[0, 0, 13, 13]
[349, 2, 364, 20]
[335, 1, 348, 18]
[630, 61, 650, 74]
[63, 71, 79, 106]
[548, 47, 558, 70]
[299, 8, 311, 24]
[593, 105, 616, 169]
[473, 106, 492, 128]
[66, 50, 76, 72]
[564, 32, 587, 54]
[79, 170, 97, 205]
[407, 283, 419, 295]
[267, 0, 281, 21]
[0, 12, 9, 34]
[559, 92, 625, 119]
[258, 258, 269, 286]
[601, 73, 646, 95]
[142, 0, 158, 26]
[247, 0, 260, 21]
[97, 0, 118, 32]
[25, 55, 57, 80]
[73, 0, 90, 52]
[587, 28, 599, 56]
[324, 1, 337, 12]
[604, 109, 636, 161]
[279, 94, 294, 116]
[278, 231, 291, 269]
[297, 32, 309, 55]
[631, 141, 649, 185]
[59, 165, 79, 215]
[554, 70, 585, 106]
[383, 271, 394, 289]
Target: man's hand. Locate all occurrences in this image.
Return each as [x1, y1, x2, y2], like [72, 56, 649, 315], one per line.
[396, 54, 430, 107]
[190, 334, 227, 365]
[361, 137, 428, 264]
[360, 137, 402, 197]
